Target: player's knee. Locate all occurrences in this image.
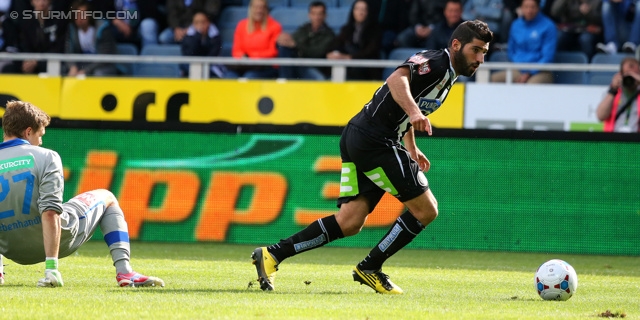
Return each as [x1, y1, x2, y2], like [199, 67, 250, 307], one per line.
[94, 189, 117, 207]
[341, 223, 364, 237]
[416, 201, 438, 225]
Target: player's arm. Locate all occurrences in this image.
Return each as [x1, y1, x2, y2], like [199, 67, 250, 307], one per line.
[41, 210, 61, 259]
[387, 66, 432, 135]
[403, 128, 431, 172]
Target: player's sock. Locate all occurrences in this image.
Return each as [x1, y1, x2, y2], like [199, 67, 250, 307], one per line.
[358, 210, 425, 272]
[101, 206, 133, 274]
[267, 215, 344, 263]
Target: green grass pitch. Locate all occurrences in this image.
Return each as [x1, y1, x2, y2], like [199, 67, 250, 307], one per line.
[1, 241, 638, 319]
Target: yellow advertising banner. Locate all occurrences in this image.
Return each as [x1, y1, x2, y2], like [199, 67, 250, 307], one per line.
[60, 78, 465, 128]
[0, 75, 62, 117]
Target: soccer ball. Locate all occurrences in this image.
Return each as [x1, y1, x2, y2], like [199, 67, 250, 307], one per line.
[534, 259, 578, 301]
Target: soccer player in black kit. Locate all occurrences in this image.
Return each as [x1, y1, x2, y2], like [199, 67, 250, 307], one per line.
[252, 20, 493, 294]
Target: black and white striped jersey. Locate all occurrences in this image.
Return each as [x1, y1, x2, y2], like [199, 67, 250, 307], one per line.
[349, 48, 458, 141]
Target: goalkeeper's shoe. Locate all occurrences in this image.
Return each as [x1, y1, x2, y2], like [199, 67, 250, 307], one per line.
[117, 272, 165, 287]
[0, 271, 4, 285]
[37, 270, 64, 287]
[352, 266, 403, 294]
[251, 247, 278, 291]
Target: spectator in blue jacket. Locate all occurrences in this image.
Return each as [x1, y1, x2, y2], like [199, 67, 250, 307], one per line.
[490, 0, 557, 83]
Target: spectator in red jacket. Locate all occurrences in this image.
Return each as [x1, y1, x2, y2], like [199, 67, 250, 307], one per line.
[227, 0, 281, 79]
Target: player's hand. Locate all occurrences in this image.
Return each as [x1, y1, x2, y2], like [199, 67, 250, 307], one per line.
[410, 113, 432, 135]
[37, 270, 64, 287]
[411, 149, 431, 172]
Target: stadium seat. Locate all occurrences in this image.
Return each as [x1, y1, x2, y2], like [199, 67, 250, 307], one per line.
[488, 50, 509, 62]
[115, 43, 138, 76]
[134, 44, 182, 78]
[290, 0, 338, 7]
[270, 8, 308, 30]
[220, 28, 236, 47]
[381, 47, 424, 80]
[338, 0, 356, 7]
[220, 42, 233, 57]
[326, 7, 350, 32]
[552, 51, 588, 85]
[218, 6, 247, 30]
[588, 53, 633, 85]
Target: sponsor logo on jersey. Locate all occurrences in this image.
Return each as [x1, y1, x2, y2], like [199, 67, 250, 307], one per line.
[417, 97, 441, 115]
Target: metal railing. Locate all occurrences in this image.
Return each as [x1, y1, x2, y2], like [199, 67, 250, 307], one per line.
[0, 52, 620, 83]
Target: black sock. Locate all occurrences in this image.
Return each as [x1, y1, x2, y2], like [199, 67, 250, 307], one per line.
[267, 215, 344, 263]
[358, 210, 425, 271]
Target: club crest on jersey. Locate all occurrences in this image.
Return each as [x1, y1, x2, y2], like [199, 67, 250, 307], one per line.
[418, 61, 431, 75]
[408, 55, 430, 75]
[417, 97, 441, 115]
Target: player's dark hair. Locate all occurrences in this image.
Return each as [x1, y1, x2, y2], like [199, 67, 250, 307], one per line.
[309, 1, 326, 12]
[448, 20, 493, 48]
[2, 100, 51, 139]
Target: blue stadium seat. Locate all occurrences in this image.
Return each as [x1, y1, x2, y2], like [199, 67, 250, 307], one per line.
[290, 0, 338, 7]
[488, 50, 509, 62]
[270, 8, 308, 30]
[134, 44, 182, 78]
[220, 28, 236, 47]
[382, 47, 424, 80]
[220, 42, 233, 57]
[218, 6, 247, 30]
[338, 0, 355, 7]
[115, 43, 138, 76]
[589, 53, 633, 85]
[326, 7, 350, 31]
[553, 51, 588, 85]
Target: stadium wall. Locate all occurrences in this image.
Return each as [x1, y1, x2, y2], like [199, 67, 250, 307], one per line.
[44, 127, 640, 256]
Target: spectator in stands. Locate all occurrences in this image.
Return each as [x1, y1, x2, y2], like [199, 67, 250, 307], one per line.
[159, 0, 221, 44]
[326, 0, 381, 80]
[426, 0, 463, 50]
[367, 0, 411, 57]
[93, 0, 159, 49]
[181, 10, 226, 78]
[276, 1, 335, 80]
[596, 57, 640, 132]
[1, 0, 68, 74]
[550, 0, 602, 59]
[65, 0, 118, 77]
[0, 0, 20, 54]
[227, 0, 281, 79]
[462, 0, 506, 43]
[395, 0, 448, 49]
[595, 0, 640, 54]
[490, 0, 556, 83]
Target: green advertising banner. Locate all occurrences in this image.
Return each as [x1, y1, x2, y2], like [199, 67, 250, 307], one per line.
[46, 129, 639, 255]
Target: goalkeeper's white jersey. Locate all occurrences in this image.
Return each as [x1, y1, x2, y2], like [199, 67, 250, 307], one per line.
[0, 138, 65, 264]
